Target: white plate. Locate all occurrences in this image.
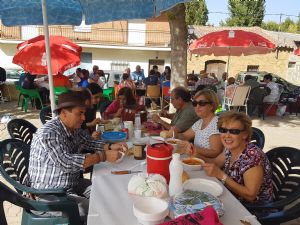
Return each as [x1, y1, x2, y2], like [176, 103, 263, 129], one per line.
[183, 178, 223, 197]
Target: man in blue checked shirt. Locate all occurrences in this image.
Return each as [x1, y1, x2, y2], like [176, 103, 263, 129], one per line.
[28, 90, 127, 224]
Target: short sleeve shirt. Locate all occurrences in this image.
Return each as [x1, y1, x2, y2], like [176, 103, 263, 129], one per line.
[171, 102, 198, 132]
[192, 116, 219, 149]
[223, 143, 273, 204]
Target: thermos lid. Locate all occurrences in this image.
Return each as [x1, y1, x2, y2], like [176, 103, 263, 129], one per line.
[147, 143, 173, 158]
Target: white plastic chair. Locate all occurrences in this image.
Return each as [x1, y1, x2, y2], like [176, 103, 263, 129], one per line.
[224, 85, 251, 114]
[143, 85, 161, 110]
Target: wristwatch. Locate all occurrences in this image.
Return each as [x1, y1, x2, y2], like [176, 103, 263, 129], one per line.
[221, 174, 228, 184]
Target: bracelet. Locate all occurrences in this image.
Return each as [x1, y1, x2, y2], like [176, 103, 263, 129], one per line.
[221, 174, 228, 184]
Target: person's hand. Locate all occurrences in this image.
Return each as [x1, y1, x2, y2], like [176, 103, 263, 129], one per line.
[202, 163, 224, 180]
[177, 141, 194, 155]
[111, 142, 128, 152]
[91, 118, 102, 126]
[115, 108, 123, 117]
[105, 150, 121, 163]
[152, 114, 161, 123]
[91, 131, 100, 140]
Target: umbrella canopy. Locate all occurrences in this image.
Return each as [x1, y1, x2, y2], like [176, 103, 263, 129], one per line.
[0, 0, 189, 26]
[13, 35, 82, 75]
[189, 30, 276, 56]
[294, 48, 300, 56]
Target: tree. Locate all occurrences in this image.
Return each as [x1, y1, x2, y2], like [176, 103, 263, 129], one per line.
[262, 21, 280, 31]
[297, 14, 300, 33]
[168, 3, 187, 90]
[225, 0, 266, 27]
[185, 0, 208, 25]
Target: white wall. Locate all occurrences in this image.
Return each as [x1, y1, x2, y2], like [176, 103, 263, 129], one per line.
[0, 43, 171, 76]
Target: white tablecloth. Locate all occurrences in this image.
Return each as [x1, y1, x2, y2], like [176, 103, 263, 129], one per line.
[87, 156, 260, 225]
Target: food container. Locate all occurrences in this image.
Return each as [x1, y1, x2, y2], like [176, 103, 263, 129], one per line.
[165, 138, 181, 153]
[182, 157, 205, 171]
[147, 143, 173, 183]
[133, 197, 169, 225]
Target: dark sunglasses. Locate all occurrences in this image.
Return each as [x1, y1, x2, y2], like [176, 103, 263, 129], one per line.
[192, 100, 212, 107]
[219, 127, 245, 135]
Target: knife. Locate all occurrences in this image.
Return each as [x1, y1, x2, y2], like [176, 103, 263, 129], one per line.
[111, 170, 142, 175]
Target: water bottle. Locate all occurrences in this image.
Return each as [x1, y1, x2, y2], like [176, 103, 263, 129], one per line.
[168, 153, 183, 197]
[134, 113, 141, 129]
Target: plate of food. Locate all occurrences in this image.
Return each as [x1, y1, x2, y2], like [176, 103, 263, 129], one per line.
[183, 178, 223, 197]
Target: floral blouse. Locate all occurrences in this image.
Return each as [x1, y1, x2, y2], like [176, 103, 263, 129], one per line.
[223, 143, 273, 204]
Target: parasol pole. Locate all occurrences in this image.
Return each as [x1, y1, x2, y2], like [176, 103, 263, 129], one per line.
[222, 46, 231, 110]
[42, 0, 56, 118]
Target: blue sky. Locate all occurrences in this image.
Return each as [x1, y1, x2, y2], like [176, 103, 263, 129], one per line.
[206, 0, 300, 26]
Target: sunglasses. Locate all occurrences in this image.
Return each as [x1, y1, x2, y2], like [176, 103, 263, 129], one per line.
[192, 100, 212, 107]
[219, 127, 245, 135]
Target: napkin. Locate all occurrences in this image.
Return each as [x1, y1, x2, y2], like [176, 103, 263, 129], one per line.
[159, 206, 223, 225]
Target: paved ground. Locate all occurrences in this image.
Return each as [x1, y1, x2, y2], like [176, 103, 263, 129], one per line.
[1, 101, 300, 225]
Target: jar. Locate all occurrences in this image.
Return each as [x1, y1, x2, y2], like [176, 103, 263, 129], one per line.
[133, 142, 146, 160]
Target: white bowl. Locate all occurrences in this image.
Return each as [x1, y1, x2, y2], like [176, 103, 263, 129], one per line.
[133, 197, 169, 225]
[165, 138, 181, 153]
[182, 157, 205, 171]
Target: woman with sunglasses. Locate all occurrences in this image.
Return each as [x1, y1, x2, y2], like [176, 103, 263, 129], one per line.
[202, 111, 273, 204]
[176, 89, 223, 158]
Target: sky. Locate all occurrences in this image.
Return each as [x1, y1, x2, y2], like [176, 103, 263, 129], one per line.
[206, 0, 300, 26]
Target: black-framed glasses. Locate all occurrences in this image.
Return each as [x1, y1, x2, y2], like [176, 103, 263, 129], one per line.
[192, 100, 212, 107]
[219, 127, 245, 135]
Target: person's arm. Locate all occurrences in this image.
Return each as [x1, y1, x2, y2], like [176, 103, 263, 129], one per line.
[193, 134, 223, 158]
[177, 127, 195, 141]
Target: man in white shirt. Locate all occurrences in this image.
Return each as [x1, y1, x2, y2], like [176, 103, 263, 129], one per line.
[263, 74, 280, 102]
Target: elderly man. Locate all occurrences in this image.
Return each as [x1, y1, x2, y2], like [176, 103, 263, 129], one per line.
[89, 65, 99, 81]
[195, 70, 218, 89]
[28, 90, 126, 223]
[131, 65, 145, 83]
[152, 87, 198, 133]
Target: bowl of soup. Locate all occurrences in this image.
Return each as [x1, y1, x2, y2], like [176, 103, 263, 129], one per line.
[182, 157, 204, 171]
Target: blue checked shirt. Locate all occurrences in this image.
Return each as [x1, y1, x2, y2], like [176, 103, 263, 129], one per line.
[28, 117, 105, 189]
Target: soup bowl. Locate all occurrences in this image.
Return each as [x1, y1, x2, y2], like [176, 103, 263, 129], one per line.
[182, 157, 205, 171]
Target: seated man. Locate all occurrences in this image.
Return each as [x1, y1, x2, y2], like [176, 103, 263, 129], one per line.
[28, 90, 126, 224]
[263, 73, 279, 102]
[195, 70, 218, 90]
[152, 87, 198, 133]
[131, 65, 145, 84]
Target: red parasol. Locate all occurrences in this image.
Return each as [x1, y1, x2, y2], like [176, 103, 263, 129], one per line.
[13, 35, 82, 75]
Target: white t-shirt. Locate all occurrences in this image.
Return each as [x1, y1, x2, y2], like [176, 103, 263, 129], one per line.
[192, 116, 219, 149]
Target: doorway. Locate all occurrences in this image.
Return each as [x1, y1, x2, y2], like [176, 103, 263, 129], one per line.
[205, 60, 226, 80]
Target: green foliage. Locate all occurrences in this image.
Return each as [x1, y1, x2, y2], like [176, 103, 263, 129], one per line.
[262, 17, 300, 33]
[225, 0, 265, 27]
[185, 0, 208, 25]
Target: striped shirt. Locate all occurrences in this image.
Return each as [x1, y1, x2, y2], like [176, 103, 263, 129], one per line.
[28, 117, 105, 189]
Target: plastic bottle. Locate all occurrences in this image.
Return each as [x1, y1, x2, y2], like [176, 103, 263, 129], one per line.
[168, 153, 183, 197]
[134, 113, 141, 129]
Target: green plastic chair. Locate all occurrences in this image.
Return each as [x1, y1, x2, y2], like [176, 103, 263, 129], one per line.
[54, 87, 69, 104]
[103, 87, 114, 101]
[18, 87, 44, 112]
[0, 139, 81, 225]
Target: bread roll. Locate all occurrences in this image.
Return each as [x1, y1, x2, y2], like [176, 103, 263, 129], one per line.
[160, 130, 171, 139]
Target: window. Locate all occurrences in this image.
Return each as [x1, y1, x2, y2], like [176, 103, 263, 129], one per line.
[288, 62, 296, 68]
[247, 65, 259, 72]
[111, 61, 129, 71]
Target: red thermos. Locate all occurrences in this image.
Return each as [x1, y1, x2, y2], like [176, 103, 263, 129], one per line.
[147, 143, 173, 183]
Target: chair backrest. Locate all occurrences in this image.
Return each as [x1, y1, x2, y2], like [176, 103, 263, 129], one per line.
[0, 139, 30, 192]
[230, 85, 251, 106]
[266, 147, 300, 201]
[250, 127, 265, 149]
[7, 118, 37, 145]
[39, 106, 52, 124]
[146, 85, 160, 97]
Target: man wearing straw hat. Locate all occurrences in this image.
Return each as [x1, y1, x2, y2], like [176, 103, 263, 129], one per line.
[28, 90, 127, 223]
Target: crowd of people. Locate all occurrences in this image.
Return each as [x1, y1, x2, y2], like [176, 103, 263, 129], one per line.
[23, 66, 275, 224]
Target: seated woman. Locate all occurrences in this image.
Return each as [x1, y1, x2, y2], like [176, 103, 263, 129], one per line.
[103, 87, 144, 122]
[75, 69, 89, 88]
[225, 77, 237, 99]
[176, 89, 223, 158]
[201, 111, 273, 204]
[118, 73, 136, 95]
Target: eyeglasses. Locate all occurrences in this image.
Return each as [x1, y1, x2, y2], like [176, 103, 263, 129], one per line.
[192, 100, 212, 107]
[219, 127, 245, 135]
